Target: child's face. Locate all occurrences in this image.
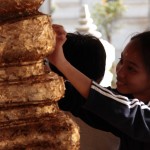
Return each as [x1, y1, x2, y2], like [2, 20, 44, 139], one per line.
[116, 40, 150, 102]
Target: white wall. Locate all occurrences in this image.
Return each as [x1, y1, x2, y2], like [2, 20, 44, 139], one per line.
[39, 0, 51, 15]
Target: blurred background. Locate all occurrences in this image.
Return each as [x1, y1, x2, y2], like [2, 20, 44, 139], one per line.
[39, 0, 150, 87]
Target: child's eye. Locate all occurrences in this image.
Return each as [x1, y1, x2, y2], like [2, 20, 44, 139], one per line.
[127, 66, 136, 73]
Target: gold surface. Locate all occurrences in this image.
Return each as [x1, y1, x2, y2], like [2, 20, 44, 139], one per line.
[0, 0, 44, 21]
[0, 1, 80, 149]
[0, 112, 80, 150]
[0, 103, 59, 123]
[0, 14, 56, 64]
[0, 60, 45, 81]
[0, 72, 65, 104]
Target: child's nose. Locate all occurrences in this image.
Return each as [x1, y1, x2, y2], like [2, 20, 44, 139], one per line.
[116, 65, 126, 79]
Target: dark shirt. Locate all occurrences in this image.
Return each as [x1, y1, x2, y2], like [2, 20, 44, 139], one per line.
[58, 81, 150, 150]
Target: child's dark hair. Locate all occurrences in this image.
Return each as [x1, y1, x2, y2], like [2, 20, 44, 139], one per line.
[131, 31, 150, 73]
[51, 32, 106, 81]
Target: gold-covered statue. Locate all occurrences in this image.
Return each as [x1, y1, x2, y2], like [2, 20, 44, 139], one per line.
[0, 0, 80, 149]
[0, 0, 44, 21]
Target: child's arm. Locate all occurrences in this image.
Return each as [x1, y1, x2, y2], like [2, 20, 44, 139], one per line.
[48, 24, 92, 99]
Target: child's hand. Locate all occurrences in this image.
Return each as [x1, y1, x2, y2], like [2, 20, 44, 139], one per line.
[48, 24, 67, 67]
[52, 24, 67, 48]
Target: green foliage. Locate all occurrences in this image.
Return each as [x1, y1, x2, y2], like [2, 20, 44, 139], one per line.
[92, 0, 125, 42]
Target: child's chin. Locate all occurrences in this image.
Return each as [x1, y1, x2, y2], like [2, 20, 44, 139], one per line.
[117, 87, 129, 95]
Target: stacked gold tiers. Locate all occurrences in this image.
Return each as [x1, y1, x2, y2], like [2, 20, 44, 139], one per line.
[0, 0, 80, 149]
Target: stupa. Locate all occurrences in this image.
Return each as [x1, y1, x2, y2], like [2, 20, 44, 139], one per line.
[0, 0, 79, 149]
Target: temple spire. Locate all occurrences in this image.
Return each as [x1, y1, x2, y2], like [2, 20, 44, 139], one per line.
[76, 4, 102, 38]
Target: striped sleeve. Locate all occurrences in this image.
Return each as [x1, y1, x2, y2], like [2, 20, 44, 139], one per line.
[83, 81, 150, 142]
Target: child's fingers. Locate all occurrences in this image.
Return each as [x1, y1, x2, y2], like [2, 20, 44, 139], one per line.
[52, 24, 63, 28]
[52, 24, 66, 36]
[52, 24, 67, 45]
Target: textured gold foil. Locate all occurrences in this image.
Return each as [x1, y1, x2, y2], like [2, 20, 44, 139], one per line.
[0, 60, 46, 81]
[0, 112, 80, 150]
[0, 0, 44, 13]
[0, 0, 44, 21]
[0, 72, 65, 103]
[0, 0, 80, 149]
[0, 15, 56, 64]
[0, 103, 59, 123]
